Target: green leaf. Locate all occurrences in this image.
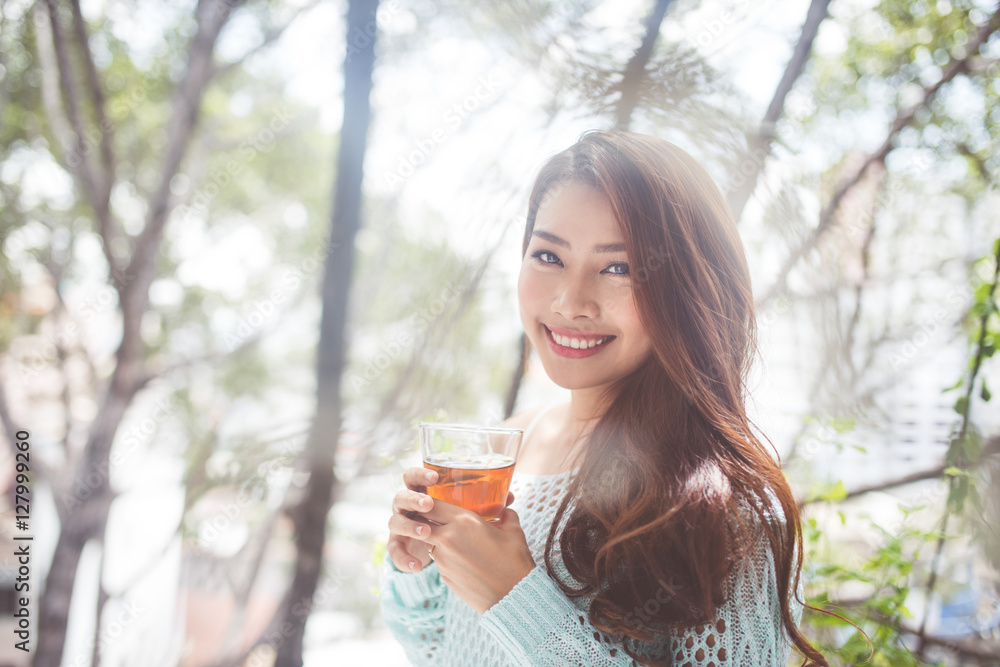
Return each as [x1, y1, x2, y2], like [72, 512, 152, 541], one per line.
[942, 376, 964, 393]
[839, 631, 872, 658]
[982, 378, 992, 402]
[963, 429, 984, 462]
[831, 416, 856, 433]
[809, 480, 849, 503]
[948, 476, 969, 513]
[953, 395, 969, 415]
[852, 445, 868, 454]
[943, 466, 970, 478]
[972, 298, 996, 318]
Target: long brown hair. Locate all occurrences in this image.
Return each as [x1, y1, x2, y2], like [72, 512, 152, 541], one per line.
[522, 130, 827, 666]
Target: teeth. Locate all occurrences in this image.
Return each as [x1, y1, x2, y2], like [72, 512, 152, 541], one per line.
[550, 330, 609, 349]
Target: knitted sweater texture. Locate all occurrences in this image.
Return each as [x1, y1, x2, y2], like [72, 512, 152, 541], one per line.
[379, 468, 803, 666]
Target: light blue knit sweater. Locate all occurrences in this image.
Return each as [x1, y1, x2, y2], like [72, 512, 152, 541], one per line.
[380, 469, 803, 666]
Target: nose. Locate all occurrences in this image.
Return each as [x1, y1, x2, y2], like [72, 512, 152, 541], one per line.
[552, 273, 599, 320]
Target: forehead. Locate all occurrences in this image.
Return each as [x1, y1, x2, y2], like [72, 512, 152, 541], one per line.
[535, 181, 622, 240]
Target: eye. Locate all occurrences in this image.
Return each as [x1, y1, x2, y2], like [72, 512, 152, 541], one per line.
[603, 262, 630, 276]
[530, 249, 562, 266]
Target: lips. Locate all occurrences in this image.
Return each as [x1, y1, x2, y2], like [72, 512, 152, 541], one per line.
[543, 325, 615, 359]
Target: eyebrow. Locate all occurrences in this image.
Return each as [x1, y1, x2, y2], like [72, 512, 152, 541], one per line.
[531, 230, 626, 254]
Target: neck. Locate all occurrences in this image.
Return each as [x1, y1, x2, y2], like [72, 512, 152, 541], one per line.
[568, 385, 612, 429]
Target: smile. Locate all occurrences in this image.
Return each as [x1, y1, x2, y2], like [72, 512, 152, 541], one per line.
[543, 325, 615, 359]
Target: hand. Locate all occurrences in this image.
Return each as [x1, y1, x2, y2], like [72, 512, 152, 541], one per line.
[386, 467, 441, 573]
[418, 491, 536, 614]
[387, 467, 518, 573]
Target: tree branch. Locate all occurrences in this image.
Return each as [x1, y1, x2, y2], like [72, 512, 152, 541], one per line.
[213, 492, 288, 661]
[503, 332, 528, 419]
[728, 0, 831, 222]
[352, 233, 512, 480]
[757, 5, 1000, 308]
[32, 3, 76, 169]
[39, 0, 123, 276]
[211, 0, 324, 79]
[824, 602, 1000, 661]
[902, 623, 1000, 663]
[69, 0, 119, 247]
[42, 0, 97, 195]
[140, 324, 264, 387]
[119, 0, 245, 378]
[800, 464, 947, 507]
[613, 0, 674, 130]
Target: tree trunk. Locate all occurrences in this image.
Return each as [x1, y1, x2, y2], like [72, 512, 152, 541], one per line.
[33, 373, 133, 667]
[30, 1, 240, 663]
[273, 0, 379, 664]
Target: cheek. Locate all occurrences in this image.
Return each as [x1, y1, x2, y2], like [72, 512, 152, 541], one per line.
[599, 284, 635, 316]
[609, 290, 648, 342]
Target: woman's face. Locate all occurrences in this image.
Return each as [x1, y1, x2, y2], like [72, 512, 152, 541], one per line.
[518, 181, 654, 392]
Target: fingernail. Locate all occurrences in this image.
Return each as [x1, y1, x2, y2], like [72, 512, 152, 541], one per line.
[415, 525, 424, 535]
[425, 470, 436, 482]
[420, 496, 430, 508]
[409, 560, 417, 570]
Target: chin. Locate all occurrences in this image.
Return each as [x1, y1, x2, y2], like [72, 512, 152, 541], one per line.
[538, 365, 611, 391]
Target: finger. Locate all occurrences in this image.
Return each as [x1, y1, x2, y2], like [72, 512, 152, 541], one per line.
[388, 511, 433, 540]
[505, 491, 515, 507]
[420, 496, 478, 525]
[403, 466, 438, 491]
[392, 488, 435, 516]
[499, 507, 520, 527]
[387, 537, 424, 572]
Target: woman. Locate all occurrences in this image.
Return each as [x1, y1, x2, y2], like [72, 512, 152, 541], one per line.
[380, 130, 827, 666]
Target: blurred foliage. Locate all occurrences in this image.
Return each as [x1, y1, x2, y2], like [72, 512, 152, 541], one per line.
[3, 0, 1000, 660]
[799, 238, 999, 665]
[0, 0, 513, 638]
[765, 0, 1000, 665]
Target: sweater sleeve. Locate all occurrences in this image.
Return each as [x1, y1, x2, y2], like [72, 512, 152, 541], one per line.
[378, 558, 450, 665]
[480, 534, 801, 666]
[480, 564, 667, 665]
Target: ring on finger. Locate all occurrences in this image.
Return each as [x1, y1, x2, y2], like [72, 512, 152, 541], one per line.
[428, 544, 435, 560]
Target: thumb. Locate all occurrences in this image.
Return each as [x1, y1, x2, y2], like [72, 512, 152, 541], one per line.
[505, 491, 515, 507]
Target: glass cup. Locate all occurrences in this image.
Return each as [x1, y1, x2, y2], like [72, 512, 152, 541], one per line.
[418, 422, 524, 522]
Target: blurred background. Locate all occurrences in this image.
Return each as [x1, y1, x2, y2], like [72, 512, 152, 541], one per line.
[0, 0, 999, 665]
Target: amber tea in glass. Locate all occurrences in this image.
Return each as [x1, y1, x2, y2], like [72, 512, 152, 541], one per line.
[418, 423, 523, 522]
